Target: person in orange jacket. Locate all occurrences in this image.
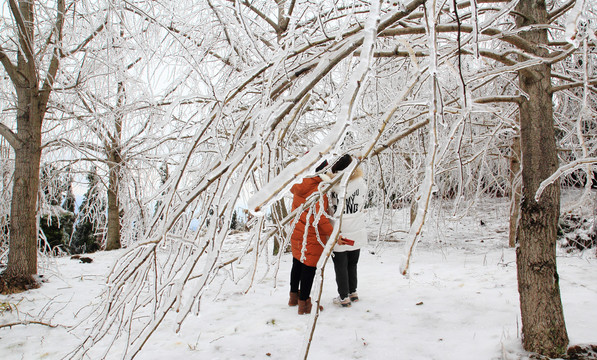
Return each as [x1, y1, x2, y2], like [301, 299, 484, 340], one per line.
[288, 160, 334, 315]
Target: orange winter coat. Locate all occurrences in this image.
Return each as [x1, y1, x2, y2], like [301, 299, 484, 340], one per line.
[290, 176, 334, 267]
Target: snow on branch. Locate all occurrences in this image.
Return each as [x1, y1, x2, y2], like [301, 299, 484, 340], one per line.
[300, 0, 381, 357]
[247, 1, 427, 215]
[535, 157, 597, 201]
[53, 0, 597, 357]
[564, 0, 587, 46]
[399, 0, 441, 277]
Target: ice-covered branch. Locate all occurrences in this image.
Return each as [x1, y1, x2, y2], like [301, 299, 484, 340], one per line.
[535, 157, 597, 201]
[300, 0, 381, 357]
[399, 0, 441, 277]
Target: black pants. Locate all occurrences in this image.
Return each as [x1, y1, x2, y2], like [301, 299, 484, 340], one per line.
[332, 249, 360, 299]
[290, 257, 317, 301]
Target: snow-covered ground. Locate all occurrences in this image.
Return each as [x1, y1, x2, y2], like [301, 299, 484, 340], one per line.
[1, 195, 596, 360]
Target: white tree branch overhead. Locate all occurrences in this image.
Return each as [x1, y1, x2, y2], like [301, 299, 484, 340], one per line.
[0, 0, 594, 358]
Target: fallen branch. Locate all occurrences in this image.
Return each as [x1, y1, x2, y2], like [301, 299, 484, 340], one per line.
[0, 320, 61, 329]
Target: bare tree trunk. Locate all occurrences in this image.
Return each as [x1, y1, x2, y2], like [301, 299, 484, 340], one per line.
[3, 0, 45, 285]
[105, 155, 121, 250]
[508, 133, 520, 248]
[6, 119, 42, 279]
[0, 0, 66, 292]
[515, 0, 568, 356]
[104, 77, 124, 251]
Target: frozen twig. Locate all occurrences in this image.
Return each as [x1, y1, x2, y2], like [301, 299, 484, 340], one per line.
[0, 320, 61, 329]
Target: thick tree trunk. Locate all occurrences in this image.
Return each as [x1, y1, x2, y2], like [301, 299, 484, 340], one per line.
[515, 0, 568, 356]
[105, 156, 121, 251]
[4, 0, 43, 282]
[105, 77, 124, 251]
[6, 130, 42, 278]
[1, 0, 65, 293]
[508, 134, 520, 248]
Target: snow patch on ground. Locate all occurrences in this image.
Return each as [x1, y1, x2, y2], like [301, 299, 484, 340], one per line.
[1, 195, 596, 360]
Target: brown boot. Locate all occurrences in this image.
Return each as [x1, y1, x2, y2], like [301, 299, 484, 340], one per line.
[298, 298, 312, 315]
[288, 291, 299, 306]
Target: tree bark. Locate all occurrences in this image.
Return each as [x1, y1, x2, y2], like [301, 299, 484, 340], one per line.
[4, 0, 43, 282]
[105, 154, 121, 250]
[508, 133, 520, 248]
[104, 69, 124, 251]
[105, 118, 123, 251]
[6, 119, 42, 278]
[515, 0, 568, 356]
